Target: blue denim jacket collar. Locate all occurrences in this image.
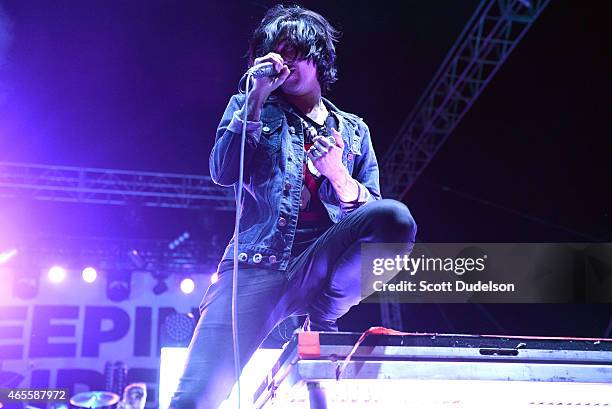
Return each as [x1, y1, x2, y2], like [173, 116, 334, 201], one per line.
[265, 94, 362, 150]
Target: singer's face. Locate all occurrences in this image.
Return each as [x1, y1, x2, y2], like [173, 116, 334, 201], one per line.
[274, 42, 320, 95]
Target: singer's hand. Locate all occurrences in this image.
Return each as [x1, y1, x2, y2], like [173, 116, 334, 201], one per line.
[250, 53, 290, 99]
[309, 129, 359, 202]
[241, 53, 290, 121]
[308, 129, 347, 183]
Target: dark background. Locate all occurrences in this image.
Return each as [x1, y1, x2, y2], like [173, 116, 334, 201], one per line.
[0, 1, 610, 336]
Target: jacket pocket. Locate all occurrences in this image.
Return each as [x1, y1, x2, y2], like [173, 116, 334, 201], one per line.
[259, 118, 283, 153]
[251, 118, 283, 184]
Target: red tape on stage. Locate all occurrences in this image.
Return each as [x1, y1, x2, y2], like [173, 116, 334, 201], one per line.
[335, 326, 420, 380]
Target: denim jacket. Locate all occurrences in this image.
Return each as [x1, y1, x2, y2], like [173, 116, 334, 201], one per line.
[209, 93, 381, 272]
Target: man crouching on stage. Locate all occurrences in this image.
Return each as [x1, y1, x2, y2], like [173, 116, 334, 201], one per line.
[170, 5, 416, 408]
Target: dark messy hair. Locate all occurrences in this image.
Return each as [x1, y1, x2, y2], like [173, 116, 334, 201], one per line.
[247, 4, 340, 93]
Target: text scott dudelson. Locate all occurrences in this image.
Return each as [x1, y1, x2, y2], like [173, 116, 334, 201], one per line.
[373, 280, 516, 293]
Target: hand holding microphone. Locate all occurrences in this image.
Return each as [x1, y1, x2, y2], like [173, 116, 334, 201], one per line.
[248, 53, 290, 101]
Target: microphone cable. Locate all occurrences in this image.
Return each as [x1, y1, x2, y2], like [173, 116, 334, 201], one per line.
[230, 70, 254, 409]
[231, 63, 277, 408]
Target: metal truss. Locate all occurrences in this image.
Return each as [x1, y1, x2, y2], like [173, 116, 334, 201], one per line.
[379, 0, 549, 330]
[380, 0, 550, 199]
[379, 293, 404, 331]
[0, 162, 235, 210]
[12, 235, 223, 276]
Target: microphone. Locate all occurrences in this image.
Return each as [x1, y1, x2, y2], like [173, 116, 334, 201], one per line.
[322, 114, 337, 146]
[247, 62, 279, 78]
[324, 115, 335, 137]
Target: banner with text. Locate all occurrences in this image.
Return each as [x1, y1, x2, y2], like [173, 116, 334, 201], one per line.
[0, 271, 208, 409]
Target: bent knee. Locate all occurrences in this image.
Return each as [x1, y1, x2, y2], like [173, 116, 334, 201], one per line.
[363, 199, 417, 242]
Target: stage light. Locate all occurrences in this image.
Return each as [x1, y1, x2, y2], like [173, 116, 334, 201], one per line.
[210, 272, 219, 283]
[180, 277, 195, 294]
[128, 249, 145, 269]
[106, 270, 131, 302]
[159, 348, 188, 409]
[48, 265, 67, 283]
[168, 231, 190, 250]
[161, 312, 196, 347]
[152, 270, 169, 295]
[159, 347, 282, 409]
[0, 248, 18, 264]
[153, 279, 168, 295]
[82, 267, 97, 283]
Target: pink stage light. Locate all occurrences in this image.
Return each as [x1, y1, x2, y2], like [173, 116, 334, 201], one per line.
[180, 277, 195, 294]
[48, 266, 67, 283]
[82, 267, 98, 283]
[210, 272, 219, 283]
[0, 248, 18, 264]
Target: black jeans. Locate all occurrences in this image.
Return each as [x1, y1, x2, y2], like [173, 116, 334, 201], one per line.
[170, 199, 416, 409]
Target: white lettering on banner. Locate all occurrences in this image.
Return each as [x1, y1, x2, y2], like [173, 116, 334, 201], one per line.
[0, 272, 207, 409]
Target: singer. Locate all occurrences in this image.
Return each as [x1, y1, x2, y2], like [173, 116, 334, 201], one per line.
[170, 5, 416, 409]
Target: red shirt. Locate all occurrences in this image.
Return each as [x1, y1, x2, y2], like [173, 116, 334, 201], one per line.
[297, 114, 337, 227]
